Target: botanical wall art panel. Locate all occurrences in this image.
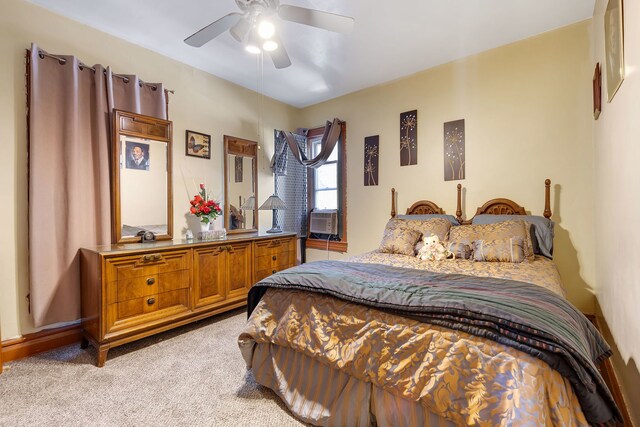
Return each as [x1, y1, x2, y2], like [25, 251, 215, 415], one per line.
[364, 135, 379, 186]
[400, 110, 417, 166]
[444, 119, 465, 181]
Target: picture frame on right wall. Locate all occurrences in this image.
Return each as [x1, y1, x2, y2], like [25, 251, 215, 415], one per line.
[604, 0, 624, 102]
[593, 62, 602, 120]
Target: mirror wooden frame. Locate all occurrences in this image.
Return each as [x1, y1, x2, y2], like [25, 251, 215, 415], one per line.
[223, 135, 258, 234]
[112, 110, 173, 243]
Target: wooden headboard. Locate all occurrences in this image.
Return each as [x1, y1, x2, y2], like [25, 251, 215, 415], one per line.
[391, 188, 445, 217]
[457, 179, 552, 223]
[391, 179, 552, 222]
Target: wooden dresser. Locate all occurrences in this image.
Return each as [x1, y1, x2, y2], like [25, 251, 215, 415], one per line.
[80, 232, 296, 367]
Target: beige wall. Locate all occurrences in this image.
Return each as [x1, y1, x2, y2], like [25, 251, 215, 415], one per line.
[593, 0, 640, 423]
[302, 21, 596, 313]
[0, 0, 298, 340]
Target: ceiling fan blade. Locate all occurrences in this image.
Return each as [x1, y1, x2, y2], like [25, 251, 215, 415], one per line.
[268, 36, 291, 69]
[184, 13, 243, 47]
[278, 5, 354, 34]
[230, 16, 251, 42]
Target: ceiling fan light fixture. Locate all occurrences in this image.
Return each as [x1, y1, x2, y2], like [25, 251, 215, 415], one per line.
[245, 28, 262, 54]
[257, 20, 275, 39]
[245, 43, 262, 54]
[262, 40, 278, 52]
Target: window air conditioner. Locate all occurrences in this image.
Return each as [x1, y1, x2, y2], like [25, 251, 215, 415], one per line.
[309, 209, 338, 235]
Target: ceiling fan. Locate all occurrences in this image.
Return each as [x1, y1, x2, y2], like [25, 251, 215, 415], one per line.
[184, 0, 354, 69]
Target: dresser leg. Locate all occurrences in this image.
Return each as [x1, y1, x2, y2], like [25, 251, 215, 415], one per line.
[80, 337, 89, 349]
[97, 346, 109, 368]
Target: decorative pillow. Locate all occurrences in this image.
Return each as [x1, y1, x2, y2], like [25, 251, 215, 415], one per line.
[397, 214, 460, 226]
[472, 215, 554, 259]
[447, 242, 472, 260]
[448, 220, 534, 260]
[384, 217, 452, 254]
[472, 237, 526, 263]
[378, 227, 422, 256]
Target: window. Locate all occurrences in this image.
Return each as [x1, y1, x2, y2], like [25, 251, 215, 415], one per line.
[306, 122, 347, 252]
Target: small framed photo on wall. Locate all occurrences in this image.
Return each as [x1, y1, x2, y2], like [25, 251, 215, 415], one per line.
[604, 0, 624, 102]
[593, 63, 602, 119]
[185, 130, 211, 159]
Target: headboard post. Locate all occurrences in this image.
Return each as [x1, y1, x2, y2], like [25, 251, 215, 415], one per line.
[391, 188, 397, 218]
[456, 184, 463, 223]
[544, 179, 552, 219]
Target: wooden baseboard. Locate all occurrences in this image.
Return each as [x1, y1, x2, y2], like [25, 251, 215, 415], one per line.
[1, 323, 82, 365]
[585, 313, 634, 426]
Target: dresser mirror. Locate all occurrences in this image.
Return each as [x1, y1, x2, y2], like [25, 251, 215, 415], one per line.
[223, 135, 258, 234]
[112, 110, 173, 243]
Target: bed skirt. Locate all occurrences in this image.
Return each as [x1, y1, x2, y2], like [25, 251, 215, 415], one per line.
[244, 341, 456, 427]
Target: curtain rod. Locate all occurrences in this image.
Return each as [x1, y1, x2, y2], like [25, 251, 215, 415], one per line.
[37, 50, 175, 94]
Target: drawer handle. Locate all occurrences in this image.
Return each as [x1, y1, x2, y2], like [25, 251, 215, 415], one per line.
[146, 277, 155, 285]
[272, 255, 277, 261]
[147, 297, 156, 306]
[272, 269, 277, 274]
[219, 245, 232, 252]
[143, 254, 162, 262]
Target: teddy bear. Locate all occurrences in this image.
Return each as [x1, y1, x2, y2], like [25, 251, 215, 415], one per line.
[417, 234, 454, 261]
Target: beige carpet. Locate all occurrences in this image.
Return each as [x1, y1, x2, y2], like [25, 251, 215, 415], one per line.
[0, 309, 306, 427]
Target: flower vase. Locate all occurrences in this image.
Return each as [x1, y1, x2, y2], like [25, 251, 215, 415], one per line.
[200, 221, 211, 232]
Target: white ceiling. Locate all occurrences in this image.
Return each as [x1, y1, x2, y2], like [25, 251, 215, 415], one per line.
[27, 0, 595, 108]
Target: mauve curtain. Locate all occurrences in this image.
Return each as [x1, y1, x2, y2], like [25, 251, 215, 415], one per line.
[28, 44, 167, 327]
[282, 118, 342, 169]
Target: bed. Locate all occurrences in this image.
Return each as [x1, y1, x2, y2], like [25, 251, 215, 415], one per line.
[238, 180, 620, 426]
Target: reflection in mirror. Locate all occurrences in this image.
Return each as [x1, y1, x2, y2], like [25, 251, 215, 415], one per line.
[120, 135, 168, 237]
[224, 136, 258, 234]
[228, 155, 255, 231]
[112, 110, 173, 243]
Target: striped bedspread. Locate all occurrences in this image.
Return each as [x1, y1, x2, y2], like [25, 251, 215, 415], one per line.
[248, 260, 621, 425]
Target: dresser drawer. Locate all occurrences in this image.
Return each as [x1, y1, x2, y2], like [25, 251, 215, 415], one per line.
[109, 288, 190, 330]
[255, 250, 293, 271]
[254, 239, 292, 257]
[115, 270, 189, 302]
[105, 251, 190, 282]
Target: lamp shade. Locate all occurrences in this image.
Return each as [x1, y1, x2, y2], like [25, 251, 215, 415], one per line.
[240, 195, 255, 210]
[259, 194, 287, 210]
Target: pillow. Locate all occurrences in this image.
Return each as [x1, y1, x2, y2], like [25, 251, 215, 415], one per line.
[384, 217, 452, 253]
[472, 215, 554, 259]
[378, 227, 422, 256]
[447, 242, 472, 260]
[472, 237, 526, 263]
[448, 220, 534, 260]
[396, 214, 460, 226]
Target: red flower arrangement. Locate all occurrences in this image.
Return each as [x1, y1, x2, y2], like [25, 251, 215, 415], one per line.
[190, 183, 222, 224]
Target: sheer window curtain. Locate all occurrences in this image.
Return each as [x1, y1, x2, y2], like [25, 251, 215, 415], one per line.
[28, 44, 167, 327]
[272, 130, 308, 238]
